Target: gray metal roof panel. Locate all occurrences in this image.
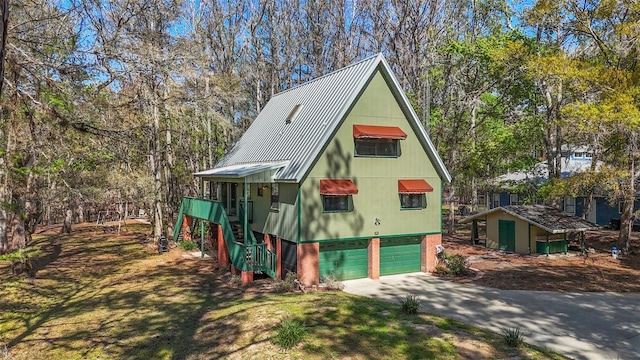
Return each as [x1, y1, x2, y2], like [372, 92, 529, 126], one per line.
[209, 53, 451, 183]
[194, 161, 289, 178]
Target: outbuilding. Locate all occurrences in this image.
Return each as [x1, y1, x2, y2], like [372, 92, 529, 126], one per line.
[460, 205, 599, 255]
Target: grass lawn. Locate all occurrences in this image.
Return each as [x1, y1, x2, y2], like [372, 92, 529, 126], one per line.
[0, 223, 567, 359]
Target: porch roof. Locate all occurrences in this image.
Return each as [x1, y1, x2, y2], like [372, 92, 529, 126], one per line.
[194, 161, 290, 180]
[459, 205, 600, 234]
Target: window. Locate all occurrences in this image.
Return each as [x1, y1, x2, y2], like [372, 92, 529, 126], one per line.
[574, 152, 584, 159]
[398, 179, 432, 210]
[353, 124, 406, 157]
[509, 194, 519, 206]
[210, 182, 220, 201]
[322, 195, 352, 212]
[320, 179, 358, 212]
[564, 196, 575, 214]
[400, 194, 426, 209]
[257, 184, 264, 197]
[492, 194, 500, 208]
[355, 138, 399, 157]
[271, 184, 279, 209]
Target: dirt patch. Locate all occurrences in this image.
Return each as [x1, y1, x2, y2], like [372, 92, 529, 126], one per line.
[442, 227, 640, 292]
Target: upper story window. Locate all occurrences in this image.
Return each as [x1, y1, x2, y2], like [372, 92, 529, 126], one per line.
[320, 179, 358, 213]
[353, 124, 406, 157]
[492, 193, 500, 208]
[509, 194, 519, 206]
[564, 196, 575, 214]
[398, 179, 433, 210]
[270, 183, 279, 210]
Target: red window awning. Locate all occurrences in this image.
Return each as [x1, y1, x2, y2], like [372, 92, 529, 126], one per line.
[398, 179, 433, 193]
[353, 124, 407, 139]
[320, 179, 359, 195]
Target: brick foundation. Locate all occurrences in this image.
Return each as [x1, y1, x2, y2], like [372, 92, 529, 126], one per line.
[230, 264, 241, 275]
[421, 233, 442, 273]
[297, 242, 319, 286]
[217, 224, 229, 269]
[182, 215, 193, 241]
[368, 238, 380, 279]
[241, 271, 254, 285]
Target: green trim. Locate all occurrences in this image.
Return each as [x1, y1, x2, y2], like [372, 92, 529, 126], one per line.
[300, 231, 442, 244]
[297, 187, 301, 244]
[440, 182, 443, 233]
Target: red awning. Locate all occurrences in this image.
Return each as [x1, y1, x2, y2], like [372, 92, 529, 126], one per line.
[398, 179, 433, 193]
[320, 179, 359, 195]
[353, 124, 407, 139]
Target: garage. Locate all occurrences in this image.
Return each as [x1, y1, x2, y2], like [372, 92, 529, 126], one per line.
[319, 240, 368, 281]
[380, 236, 422, 275]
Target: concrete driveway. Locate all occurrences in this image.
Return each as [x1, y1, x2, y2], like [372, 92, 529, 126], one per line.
[343, 273, 640, 360]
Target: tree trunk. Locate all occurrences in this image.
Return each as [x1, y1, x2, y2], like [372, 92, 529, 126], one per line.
[470, 100, 478, 212]
[60, 209, 72, 234]
[620, 156, 635, 252]
[151, 102, 163, 241]
[77, 203, 84, 224]
[448, 181, 456, 235]
[0, 0, 9, 97]
[11, 218, 25, 249]
[0, 195, 7, 253]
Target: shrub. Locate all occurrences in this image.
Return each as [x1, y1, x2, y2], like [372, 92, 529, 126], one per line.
[399, 293, 421, 314]
[0, 247, 41, 276]
[444, 253, 470, 276]
[272, 318, 307, 349]
[500, 327, 525, 347]
[321, 273, 344, 291]
[433, 264, 450, 275]
[273, 272, 297, 293]
[179, 240, 198, 251]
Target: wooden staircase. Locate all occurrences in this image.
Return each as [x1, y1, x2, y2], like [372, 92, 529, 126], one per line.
[174, 197, 277, 279]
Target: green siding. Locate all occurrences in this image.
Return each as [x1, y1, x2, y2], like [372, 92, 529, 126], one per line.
[498, 220, 516, 252]
[301, 71, 442, 242]
[319, 240, 368, 280]
[262, 183, 299, 242]
[380, 237, 421, 275]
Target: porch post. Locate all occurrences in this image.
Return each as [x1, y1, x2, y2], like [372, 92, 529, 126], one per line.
[200, 219, 205, 258]
[244, 181, 248, 245]
[546, 234, 549, 256]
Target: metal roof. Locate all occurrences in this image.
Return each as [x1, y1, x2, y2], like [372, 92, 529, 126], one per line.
[459, 205, 600, 234]
[493, 157, 602, 186]
[205, 53, 451, 183]
[193, 161, 290, 178]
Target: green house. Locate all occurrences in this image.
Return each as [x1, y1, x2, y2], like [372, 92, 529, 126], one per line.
[174, 54, 451, 286]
